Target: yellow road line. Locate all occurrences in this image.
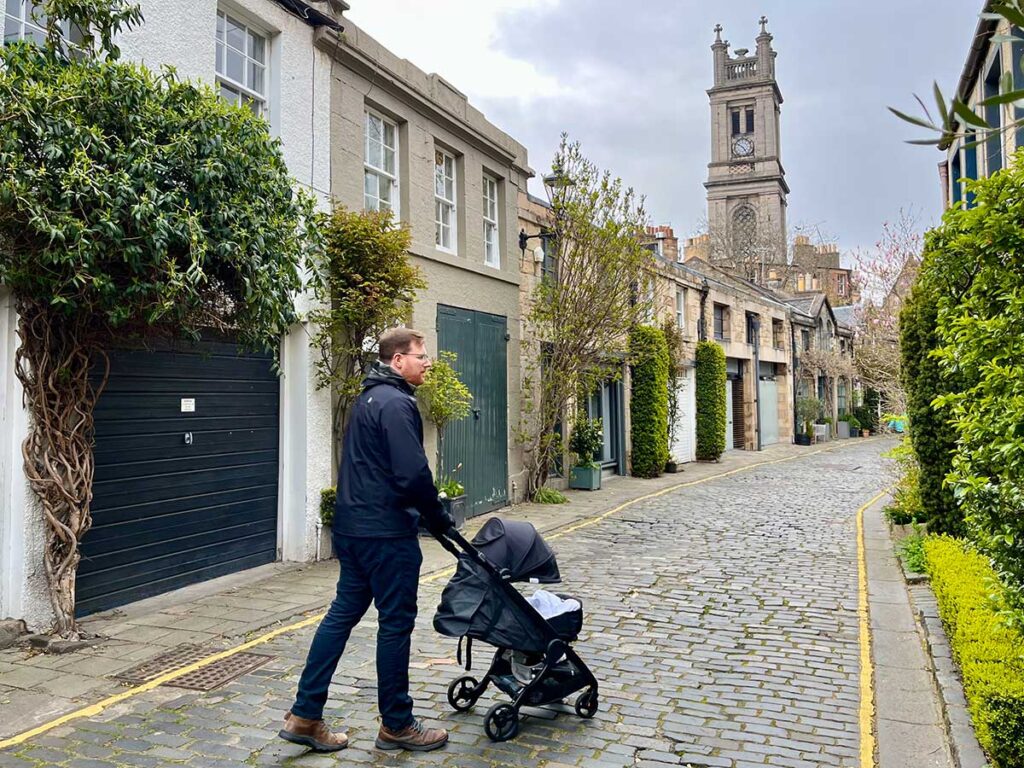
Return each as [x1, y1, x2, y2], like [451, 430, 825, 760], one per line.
[857, 489, 888, 768]
[0, 437, 885, 751]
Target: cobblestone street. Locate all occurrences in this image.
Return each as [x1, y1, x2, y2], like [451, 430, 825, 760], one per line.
[1, 440, 889, 768]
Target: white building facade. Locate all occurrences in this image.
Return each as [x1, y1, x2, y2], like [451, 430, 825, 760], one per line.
[0, 0, 342, 628]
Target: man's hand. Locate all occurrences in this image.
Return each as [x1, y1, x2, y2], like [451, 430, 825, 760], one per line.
[425, 509, 455, 537]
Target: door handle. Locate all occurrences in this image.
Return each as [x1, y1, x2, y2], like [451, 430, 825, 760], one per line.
[184, 432, 193, 446]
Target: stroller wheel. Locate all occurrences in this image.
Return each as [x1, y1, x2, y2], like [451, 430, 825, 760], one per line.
[447, 675, 480, 712]
[574, 690, 599, 719]
[484, 702, 519, 742]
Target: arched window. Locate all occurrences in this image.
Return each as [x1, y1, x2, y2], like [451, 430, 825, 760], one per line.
[732, 205, 757, 261]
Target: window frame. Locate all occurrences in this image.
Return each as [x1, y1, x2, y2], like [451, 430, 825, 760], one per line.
[772, 318, 784, 349]
[3, 1, 82, 46]
[215, 9, 269, 117]
[364, 110, 400, 216]
[713, 303, 728, 341]
[434, 148, 457, 254]
[482, 173, 499, 268]
[675, 287, 686, 332]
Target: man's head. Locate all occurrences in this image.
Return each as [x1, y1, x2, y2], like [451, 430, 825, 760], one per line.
[378, 327, 432, 387]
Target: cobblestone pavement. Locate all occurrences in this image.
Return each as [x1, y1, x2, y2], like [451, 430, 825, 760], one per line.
[1, 440, 889, 768]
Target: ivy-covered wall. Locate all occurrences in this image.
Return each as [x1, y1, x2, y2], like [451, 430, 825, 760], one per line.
[629, 325, 670, 478]
[695, 340, 727, 461]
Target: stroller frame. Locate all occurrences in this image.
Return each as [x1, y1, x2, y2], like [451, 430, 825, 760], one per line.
[434, 527, 599, 742]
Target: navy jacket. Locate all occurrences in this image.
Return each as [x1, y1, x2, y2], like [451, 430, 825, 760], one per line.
[333, 362, 445, 538]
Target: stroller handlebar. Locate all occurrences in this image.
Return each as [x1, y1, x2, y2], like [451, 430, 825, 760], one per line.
[432, 527, 506, 578]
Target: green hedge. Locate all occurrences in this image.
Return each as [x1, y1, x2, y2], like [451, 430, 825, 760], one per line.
[320, 487, 336, 526]
[629, 325, 670, 478]
[695, 341, 726, 461]
[899, 278, 961, 535]
[924, 536, 1024, 768]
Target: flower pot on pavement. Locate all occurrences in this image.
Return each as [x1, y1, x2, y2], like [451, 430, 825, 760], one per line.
[794, 434, 811, 446]
[861, 429, 870, 437]
[441, 494, 467, 529]
[837, 421, 850, 439]
[569, 465, 602, 491]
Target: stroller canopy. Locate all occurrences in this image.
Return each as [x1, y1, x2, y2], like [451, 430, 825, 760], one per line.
[471, 518, 560, 584]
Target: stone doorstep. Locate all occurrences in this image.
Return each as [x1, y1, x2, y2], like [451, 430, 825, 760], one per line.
[908, 584, 989, 768]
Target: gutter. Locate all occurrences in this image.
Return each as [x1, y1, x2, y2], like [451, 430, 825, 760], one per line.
[940, 2, 998, 151]
[271, 0, 343, 29]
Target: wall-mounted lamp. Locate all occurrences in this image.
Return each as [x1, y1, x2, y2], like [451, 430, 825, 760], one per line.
[519, 229, 552, 263]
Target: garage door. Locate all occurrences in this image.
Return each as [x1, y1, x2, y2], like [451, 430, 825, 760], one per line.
[724, 378, 734, 452]
[437, 305, 509, 518]
[670, 369, 696, 463]
[759, 362, 779, 446]
[77, 339, 280, 617]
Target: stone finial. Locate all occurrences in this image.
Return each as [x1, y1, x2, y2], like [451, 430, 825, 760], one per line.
[759, 15, 769, 34]
[714, 23, 723, 43]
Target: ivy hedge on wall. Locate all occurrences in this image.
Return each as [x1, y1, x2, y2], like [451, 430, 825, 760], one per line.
[695, 340, 726, 461]
[629, 325, 669, 478]
[899, 277, 960, 535]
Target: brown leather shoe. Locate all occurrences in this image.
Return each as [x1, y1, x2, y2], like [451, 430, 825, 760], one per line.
[374, 718, 449, 751]
[278, 711, 348, 752]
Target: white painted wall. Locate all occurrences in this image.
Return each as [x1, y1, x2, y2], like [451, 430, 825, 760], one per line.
[0, 0, 335, 627]
[0, 290, 52, 629]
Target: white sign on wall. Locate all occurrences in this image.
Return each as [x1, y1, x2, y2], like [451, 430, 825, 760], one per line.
[180, 398, 196, 413]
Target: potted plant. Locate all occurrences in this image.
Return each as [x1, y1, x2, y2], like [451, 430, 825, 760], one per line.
[568, 417, 603, 491]
[437, 465, 467, 530]
[795, 397, 819, 446]
[837, 414, 851, 439]
[417, 351, 472, 524]
[846, 413, 862, 437]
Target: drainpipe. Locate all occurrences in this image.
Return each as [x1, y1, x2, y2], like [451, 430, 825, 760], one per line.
[698, 277, 710, 342]
[791, 323, 799, 442]
[752, 316, 762, 452]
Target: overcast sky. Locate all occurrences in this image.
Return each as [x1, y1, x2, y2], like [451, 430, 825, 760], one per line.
[346, 1, 980, 257]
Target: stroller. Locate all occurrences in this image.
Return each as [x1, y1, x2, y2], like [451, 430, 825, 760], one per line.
[432, 518, 599, 742]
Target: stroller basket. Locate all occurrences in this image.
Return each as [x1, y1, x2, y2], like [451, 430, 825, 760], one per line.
[430, 519, 599, 742]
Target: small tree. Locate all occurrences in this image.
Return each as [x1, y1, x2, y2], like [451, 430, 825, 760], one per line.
[416, 351, 472, 484]
[629, 325, 670, 478]
[307, 208, 425, 453]
[519, 135, 653, 495]
[0, 2, 321, 637]
[852, 209, 922, 415]
[695, 341, 727, 460]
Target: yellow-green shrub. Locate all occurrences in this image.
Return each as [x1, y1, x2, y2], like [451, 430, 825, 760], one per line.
[924, 536, 1024, 767]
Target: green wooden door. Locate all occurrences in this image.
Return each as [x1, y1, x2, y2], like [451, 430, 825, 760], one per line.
[437, 305, 509, 517]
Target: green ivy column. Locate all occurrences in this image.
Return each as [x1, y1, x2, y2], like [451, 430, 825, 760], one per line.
[695, 341, 727, 461]
[629, 326, 670, 478]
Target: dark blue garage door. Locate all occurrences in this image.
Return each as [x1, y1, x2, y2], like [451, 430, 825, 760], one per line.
[76, 339, 279, 617]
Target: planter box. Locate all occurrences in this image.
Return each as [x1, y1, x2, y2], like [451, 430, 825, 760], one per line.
[441, 495, 467, 530]
[837, 421, 850, 439]
[569, 465, 602, 491]
[794, 434, 811, 446]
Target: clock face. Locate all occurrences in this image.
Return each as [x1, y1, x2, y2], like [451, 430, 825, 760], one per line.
[732, 137, 754, 157]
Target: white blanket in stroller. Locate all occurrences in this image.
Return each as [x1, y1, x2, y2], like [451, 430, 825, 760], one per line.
[527, 590, 580, 619]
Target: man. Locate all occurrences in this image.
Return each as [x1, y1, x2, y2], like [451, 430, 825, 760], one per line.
[279, 328, 453, 753]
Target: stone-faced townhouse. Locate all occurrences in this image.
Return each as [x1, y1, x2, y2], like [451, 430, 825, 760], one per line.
[786, 293, 856, 428]
[1, 0, 341, 627]
[647, 227, 794, 456]
[321, 17, 532, 513]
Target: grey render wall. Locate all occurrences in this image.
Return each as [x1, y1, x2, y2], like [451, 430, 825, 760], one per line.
[321, 20, 532, 501]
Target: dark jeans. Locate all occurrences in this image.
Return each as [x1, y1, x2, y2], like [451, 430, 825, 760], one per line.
[290, 532, 422, 730]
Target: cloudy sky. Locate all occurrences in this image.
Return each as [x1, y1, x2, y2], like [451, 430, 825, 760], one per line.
[346, 1, 980, 256]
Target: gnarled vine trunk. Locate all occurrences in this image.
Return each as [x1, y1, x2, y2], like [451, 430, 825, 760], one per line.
[14, 300, 108, 639]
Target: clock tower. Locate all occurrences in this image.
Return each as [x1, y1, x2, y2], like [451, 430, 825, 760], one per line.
[704, 17, 789, 279]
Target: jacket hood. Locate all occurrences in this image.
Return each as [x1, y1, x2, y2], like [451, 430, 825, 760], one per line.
[362, 360, 415, 396]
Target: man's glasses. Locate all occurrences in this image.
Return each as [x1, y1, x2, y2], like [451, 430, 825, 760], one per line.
[396, 352, 431, 362]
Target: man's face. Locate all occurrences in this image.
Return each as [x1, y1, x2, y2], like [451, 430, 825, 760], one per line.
[391, 340, 432, 387]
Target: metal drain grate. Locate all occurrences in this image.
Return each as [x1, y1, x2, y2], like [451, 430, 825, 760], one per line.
[114, 644, 210, 685]
[162, 652, 272, 691]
